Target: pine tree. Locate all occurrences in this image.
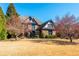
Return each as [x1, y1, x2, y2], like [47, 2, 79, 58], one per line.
[6, 3, 19, 18]
[0, 7, 7, 40]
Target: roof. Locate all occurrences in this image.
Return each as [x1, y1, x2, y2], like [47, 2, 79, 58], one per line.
[38, 20, 55, 30]
[19, 16, 41, 25]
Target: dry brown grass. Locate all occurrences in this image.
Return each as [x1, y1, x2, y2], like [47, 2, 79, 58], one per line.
[0, 38, 79, 56]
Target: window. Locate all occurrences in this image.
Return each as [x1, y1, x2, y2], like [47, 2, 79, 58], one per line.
[47, 22, 53, 29]
[48, 30, 52, 35]
[48, 24, 52, 28]
[32, 24, 35, 30]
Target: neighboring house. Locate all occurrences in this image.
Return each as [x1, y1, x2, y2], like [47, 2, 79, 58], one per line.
[19, 16, 41, 37]
[38, 20, 56, 37]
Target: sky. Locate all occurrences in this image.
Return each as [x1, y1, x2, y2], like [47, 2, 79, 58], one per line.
[0, 3, 79, 22]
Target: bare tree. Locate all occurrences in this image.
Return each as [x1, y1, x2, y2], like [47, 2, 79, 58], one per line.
[55, 14, 77, 42]
[6, 15, 24, 40]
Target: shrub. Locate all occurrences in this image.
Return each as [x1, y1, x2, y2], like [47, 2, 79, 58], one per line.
[39, 32, 44, 38]
[45, 35, 57, 38]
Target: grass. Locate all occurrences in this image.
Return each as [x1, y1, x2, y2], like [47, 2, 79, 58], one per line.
[0, 38, 79, 56]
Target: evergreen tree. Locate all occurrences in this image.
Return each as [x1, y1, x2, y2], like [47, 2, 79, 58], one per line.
[6, 3, 19, 18]
[0, 7, 7, 40]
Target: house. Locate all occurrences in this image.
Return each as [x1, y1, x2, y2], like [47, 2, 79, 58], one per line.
[6, 15, 56, 38]
[38, 20, 56, 37]
[19, 16, 41, 37]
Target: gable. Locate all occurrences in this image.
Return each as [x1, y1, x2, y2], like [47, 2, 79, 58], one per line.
[30, 19, 36, 25]
[41, 20, 55, 30]
[43, 22, 52, 28]
[29, 17, 40, 25]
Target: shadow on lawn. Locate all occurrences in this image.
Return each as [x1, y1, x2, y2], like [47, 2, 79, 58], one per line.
[30, 40, 79, 45]
[51, 40, 79, 45]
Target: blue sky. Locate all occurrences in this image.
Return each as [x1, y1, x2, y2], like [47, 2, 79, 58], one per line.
[0, 3, 79, 22]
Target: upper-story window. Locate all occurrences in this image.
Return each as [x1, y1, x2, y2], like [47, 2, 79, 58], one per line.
[32, 24, 35, 30]
[29, 17, 36, 31]
[48, 24, 52, 29]
[31, 21, 36, 30]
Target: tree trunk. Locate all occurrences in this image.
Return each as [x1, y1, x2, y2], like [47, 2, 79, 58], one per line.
[15, 35, 17, 40]
[69, 36, 72, 43]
